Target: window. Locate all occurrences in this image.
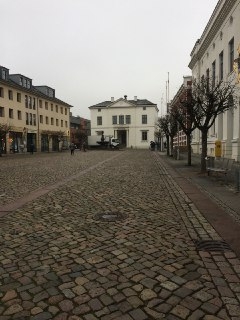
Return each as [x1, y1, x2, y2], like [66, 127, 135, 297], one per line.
[61, 120, 63, 127]
[119, 115, 124, 124]
[143, 106, 146, 110]
[65, 108, 67, 115]
[60, 107, 63, 114]
[97, 116, 102, 125]
[142, 115, 147, 124]
[142, 131, 148, 141]
[45, 102, 48, 110]
[206, 68, 210, 90]
[56, 119, 59, 126]
[51, 104, 53, 111]
[33, 114, 36, 126]
[8, 90, 13, 100]
[46, 116, 49, 125]
[25, 95, 28, 108]
[55, 105, 58, 113]
[40, 115, 43, 123]
[23, 79, 27, 87]
[219, 51, 224, 80]
[33, 98, 36, 110]
[26, 112, 29, 125]
[17, 110, 21, 120]
[29, 97, 32, 109]
[17, 93, 21, 102]
[9, 108, 13, 119]
[19, 77, 23, 86]
[126, 115, 131, 124]
[229, 37, 234, 73]
[0, 87, 4, 98]
[212, 60, 216, 87]
[0, 106, 4, 117]
[112, 115, 117, 125]
[29, 113, 32, 125]
[98, 108, 101, 112]
[27, 80, 30, 89]
[51, 117, 54, 125]
[39, 99, 42, 108]
[2, 70, 6, 79]
[65, 121, 68, 127]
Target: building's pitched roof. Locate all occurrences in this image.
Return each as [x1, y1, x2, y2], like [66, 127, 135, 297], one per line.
[89, 98, 156, 108]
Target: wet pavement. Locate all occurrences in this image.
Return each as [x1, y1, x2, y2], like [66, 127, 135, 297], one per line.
[0, 150, 240, 320]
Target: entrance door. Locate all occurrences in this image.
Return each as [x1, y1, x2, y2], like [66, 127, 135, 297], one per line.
[118, 130, 126, 147]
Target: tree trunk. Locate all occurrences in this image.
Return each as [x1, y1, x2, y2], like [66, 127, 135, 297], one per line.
[187, 134, 192, 166]
[201, 129, 208, 172]
[166, 136, 170, 156]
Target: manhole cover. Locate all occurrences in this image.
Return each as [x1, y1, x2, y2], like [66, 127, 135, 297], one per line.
[194, 240, 232, 252]
[94, 212, 127, 222]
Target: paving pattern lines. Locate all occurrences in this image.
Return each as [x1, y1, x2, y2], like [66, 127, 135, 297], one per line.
[0, 150, 239, 319]
[0, 151, 121, 207]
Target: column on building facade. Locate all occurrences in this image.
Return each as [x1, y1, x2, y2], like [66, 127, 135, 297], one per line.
[222, 109, 233, 157]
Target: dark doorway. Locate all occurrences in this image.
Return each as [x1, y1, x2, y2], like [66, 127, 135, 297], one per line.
[118, 130, 126, 147]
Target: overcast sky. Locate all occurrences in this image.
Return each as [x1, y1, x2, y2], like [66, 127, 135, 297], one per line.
[1, 0, 218, 119]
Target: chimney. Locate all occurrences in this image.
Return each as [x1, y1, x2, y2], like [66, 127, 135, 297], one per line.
[111, 97, 114, 102]
[134, 96, 137, 101]
[124, 95, 127, 100]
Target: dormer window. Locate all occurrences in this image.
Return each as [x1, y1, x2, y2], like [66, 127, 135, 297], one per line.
[19, 77, 23, 86]
[2, 70, 6, 80]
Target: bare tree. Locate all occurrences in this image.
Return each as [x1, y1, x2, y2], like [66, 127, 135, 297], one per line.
[190, 77, 236, 172]
[157, 114, 178, 156]
[0, 123, 11, 157]
[171, 89, 197, 166]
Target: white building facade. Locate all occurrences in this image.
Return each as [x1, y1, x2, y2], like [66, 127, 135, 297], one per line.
[188, 0, 240, 161]
[89, 96, 158, 148]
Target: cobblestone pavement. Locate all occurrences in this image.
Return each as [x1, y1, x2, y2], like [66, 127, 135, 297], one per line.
[0, 150, 240, 320]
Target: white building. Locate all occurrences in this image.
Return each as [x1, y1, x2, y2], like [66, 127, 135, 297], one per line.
[188, 0, 240, 161]
[89, 95, 158, 148]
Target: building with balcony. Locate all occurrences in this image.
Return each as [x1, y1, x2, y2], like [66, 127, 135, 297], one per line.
[188, 0, 240, 160]
[89, 95, 158, 148]
[0, 65, 72, 154]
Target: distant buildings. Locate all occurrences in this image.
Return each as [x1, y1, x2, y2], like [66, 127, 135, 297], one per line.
[89, 95, 158, 149]
[70, 113, 91, 148]
[0, 65, 73, 153]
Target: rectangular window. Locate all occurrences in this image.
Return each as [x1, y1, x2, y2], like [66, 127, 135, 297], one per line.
[45, 101, 48, 110]
[61, 120, 63, 127]
[51, 104, 53, 111]
[8, 90, 13, 100]
[60, 107, 63, 114]
[26, 112, 29, 125]
[17, 92, 21, 102]
[142, 131, 148, 141]
[219, 51, 224, 80]
[229, 37, 234, 73]
[97, 116, 102, 125]
[119, 115, 124, 124]
[39, 99, 42, 108]
[112, 115, 117, 125]
[46, 116, 49, 125]
[98, 108, 101, 112]
[0, 87, 4, 98]
[51, 117, 54, 125]
[142, 115, 147, 124]
[33, 98, 36, 110]
[40, 115, 43, 123]
[212, 60, 216, 87]
[17, 110, 21, 120]
[29, 113, 32, 125]
[29, 96, 32, 109]
[25, 95, 28, 108]
[56, 119, 59, 126]
[55, 105, 58, 113]
[143, 106, 146, 110]
[19, 77, 23, 86]
[33, 114, 36, 126]
[126, 115, 131, 124]
[0, 106, 4, 117]
[9, 108, 13, 118]
[65, 108, 67, 115]
[65, 121, 68, 127]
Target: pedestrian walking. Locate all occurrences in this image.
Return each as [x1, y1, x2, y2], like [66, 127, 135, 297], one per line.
[70, 142, 75, 155]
